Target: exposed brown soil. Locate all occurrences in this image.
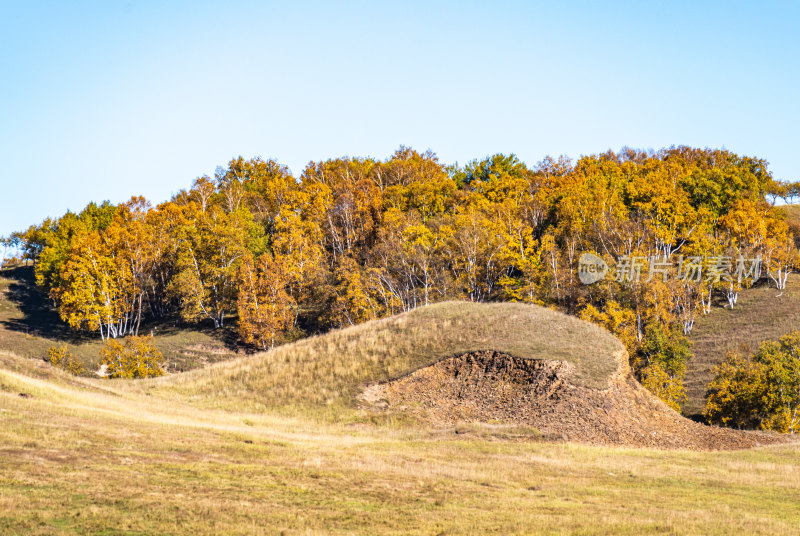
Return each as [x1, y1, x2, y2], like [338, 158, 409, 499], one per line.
[360, 350, 793, 450]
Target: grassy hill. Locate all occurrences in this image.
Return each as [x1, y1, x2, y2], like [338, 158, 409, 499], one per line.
[156, 301, 623, 416]
[779, 202, 800, 227]
[5, 258, 798, 421]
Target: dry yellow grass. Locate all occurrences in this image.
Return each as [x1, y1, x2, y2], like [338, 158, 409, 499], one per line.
[150, 301, 624, 416]
[1, 348, 799, 535]
[778, 203, 800, 226]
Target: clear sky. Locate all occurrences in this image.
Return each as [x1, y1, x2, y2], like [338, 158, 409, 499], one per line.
[1, 1, 798, 236]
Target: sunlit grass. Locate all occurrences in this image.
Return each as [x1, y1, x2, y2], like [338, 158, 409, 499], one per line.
[0, 350, 798, 535]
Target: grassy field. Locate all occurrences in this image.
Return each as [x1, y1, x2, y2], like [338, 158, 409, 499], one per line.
[2, 350, 799, 535]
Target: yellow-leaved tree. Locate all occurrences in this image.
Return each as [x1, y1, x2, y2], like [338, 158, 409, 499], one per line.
[54, 198, 157, 340]
[171, 205, 260, 328]
[271, 208, 326, 325]
[236, 253, 295, 350]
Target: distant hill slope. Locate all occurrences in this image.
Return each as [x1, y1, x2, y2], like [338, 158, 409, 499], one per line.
[779, 202, 800, 226]
[686, 274, 800, 415]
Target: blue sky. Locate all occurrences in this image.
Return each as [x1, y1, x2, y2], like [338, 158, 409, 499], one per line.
[1, 1, 798, 236]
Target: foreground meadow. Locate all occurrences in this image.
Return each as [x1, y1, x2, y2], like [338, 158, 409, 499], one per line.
[1, 350, 798, 535]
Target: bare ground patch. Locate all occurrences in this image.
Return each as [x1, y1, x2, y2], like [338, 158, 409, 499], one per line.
[361, 350, 792, 451]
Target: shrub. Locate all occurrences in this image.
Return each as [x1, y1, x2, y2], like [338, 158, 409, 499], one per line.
[99, 335, 165, 379]
[639, 324, 691, 379]
[46, 345, 85, 375]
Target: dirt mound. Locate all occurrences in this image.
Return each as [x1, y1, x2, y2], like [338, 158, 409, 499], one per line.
[360, 350, 791, 450]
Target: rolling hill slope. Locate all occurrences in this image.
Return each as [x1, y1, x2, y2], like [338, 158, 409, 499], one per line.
[141, 301, 782, 450]
[2, 347, 799, 535]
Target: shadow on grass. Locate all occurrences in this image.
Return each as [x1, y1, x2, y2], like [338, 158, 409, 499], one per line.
[0, 265, 94, 344]
[145, 316, 247, 354]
